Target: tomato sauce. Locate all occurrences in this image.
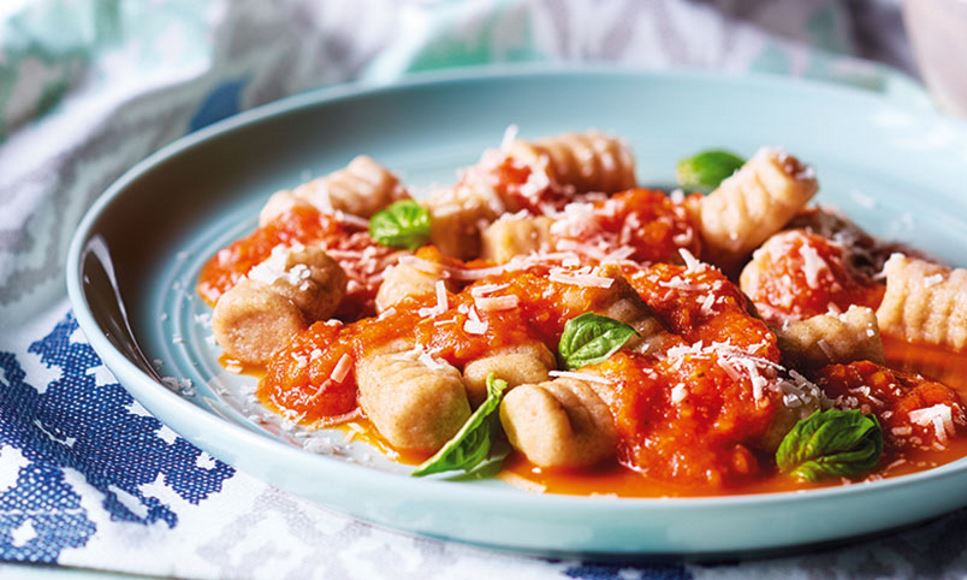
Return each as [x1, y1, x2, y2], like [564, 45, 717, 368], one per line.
[196, 205, 398, 319]
[255, 259, 651, 425]
[500, 437, 967, 497]
[743, 229, 884, 323]
[201, 186, 967, 497]
[502, 340, 967, 497]
[255, 255, 811, 488]
[551, 189, 701, 264]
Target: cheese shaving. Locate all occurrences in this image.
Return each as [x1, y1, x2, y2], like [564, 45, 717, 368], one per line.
[500, 124, 519, 150]
[909, 404, 955, 443]
[548, 370, 613, 385]
[670, 383, 688, 404]
[418, 281, 449, 318]
[418, 351, 448, 371]
[474, 294, 520, 312]
[333, 211, 370, 229]
[548, 267, 614, 288]
[678, 248, 702, 273]
[463, 306, 488, 335]
[816, 339, 835, 361]
[330, 354, 354, 383]
[470, 283, 510, 297]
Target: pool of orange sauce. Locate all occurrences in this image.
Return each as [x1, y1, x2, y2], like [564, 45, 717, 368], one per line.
[221, 339, 967, 497]
[498, 437, 967, 498]
[219, 354, 264, 378]
[340, 419, 431, 466]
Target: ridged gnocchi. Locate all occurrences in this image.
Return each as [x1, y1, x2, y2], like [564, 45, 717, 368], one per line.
[779, 305, 885, 368]
[480, 215, 553, 263]
[356, 350, 471, 452]
[699, 149, 818, 267]
[505, 130, 636, 194]
[462, 343, 555, 405]
[500, 376, 617, 468]
[877, 254, 967, 351]
[259, 155, 407, 226]
[211, 244, 346, 364]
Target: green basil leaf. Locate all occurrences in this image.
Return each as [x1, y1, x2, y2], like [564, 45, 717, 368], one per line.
[558, 313, 638, 370]
[676, 149, 745, 192]
[412, 373, 508, 477]
[776, 409, 883, 482]
[369, 200, 431, 250]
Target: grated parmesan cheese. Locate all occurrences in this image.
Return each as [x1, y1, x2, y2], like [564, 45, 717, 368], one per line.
[798, 241, 828, 289]
[463, 306, 488, 335]
[474, 294, 520, 312]
[418, 351, 448, 371]
[678, 248, 702, 273]
[330, 353, 354, 383]
[418, 281, 450, 318]
[816, 339, 835, 361]
[548, 267, 614, 288]
[548, 370, 612, 386]
[334, 211, 370, 229]
[670, 383, 688, 404]
[500, 124, 519, 150]
[470, 283, 510, 297]
[909, 404, 955, 443]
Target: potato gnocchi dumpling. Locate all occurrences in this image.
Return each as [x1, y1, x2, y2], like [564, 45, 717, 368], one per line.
[375, 256, 450, 313]
[740, 229, 883, 323]
[700, 149, 817, 269]
[463, 343, 555, 405]
[778, 305, 885, 369]
[481, 215, 553, 264]
[198, 131, 967, 497]
[259, 155, 407, 225]
[500, 376, 617, 469]
[877, 254, 967, 351]
[211, 244, 347, 364]
[356, 350, 471, 452]
[504, 130, 636, 195]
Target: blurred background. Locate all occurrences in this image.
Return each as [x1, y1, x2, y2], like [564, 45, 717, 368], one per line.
[0, 0, 963, 323]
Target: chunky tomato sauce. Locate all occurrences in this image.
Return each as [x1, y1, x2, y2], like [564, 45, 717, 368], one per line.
[197, 205, 398, 318]
[502, 341, 967, 497]
[256, 252, 841, 489]
[743, 230, 885, 323]
[551, 189, 701, 264]
[202, 183, 967, 497]
[500, 436, 967, 497]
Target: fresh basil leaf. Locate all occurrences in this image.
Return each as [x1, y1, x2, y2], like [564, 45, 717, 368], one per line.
[412, 373, 508, 477]
[558, 313, 638, 370]
[369, 200, 431, 250]
[676, 149, 745, 192]
[776, 409, 883, 482]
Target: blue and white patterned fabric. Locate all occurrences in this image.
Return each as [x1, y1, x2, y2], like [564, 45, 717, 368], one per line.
[2, 1, 963, 578]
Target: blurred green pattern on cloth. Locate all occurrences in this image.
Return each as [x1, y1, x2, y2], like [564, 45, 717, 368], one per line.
[0, 0, 931, 322]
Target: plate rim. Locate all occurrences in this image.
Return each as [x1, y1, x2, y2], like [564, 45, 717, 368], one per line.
[66, 65, 967, 514]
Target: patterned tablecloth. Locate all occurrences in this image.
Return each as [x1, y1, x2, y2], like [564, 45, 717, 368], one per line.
[1, 1, 962, 578]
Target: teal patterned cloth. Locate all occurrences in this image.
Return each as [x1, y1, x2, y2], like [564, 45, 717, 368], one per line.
[0, 1, 954, 579]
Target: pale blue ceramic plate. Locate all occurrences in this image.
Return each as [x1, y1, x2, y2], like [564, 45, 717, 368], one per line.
[66, 68, 967, 557]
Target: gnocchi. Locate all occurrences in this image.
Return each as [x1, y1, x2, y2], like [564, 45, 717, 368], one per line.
[198, 130, 967, 496]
